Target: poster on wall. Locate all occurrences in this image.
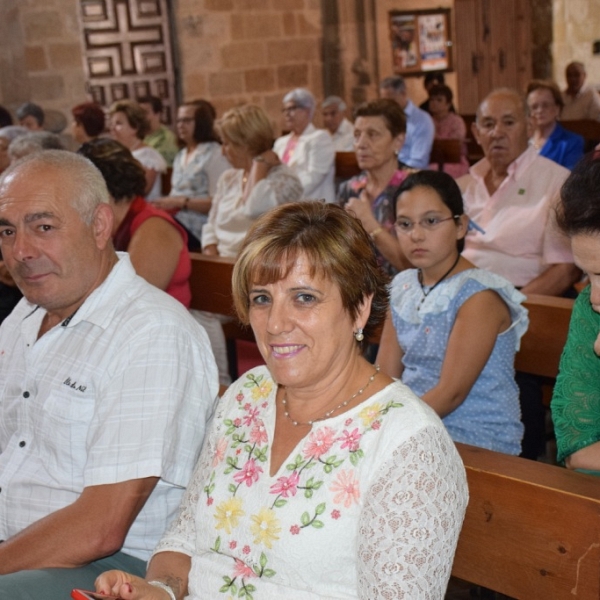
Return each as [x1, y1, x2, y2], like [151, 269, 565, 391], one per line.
[389, 9, 453, 76]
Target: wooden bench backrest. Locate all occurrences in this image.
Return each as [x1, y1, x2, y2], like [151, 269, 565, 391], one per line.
[516, 294, 574, 379]
[460, 113, 484, 165]
[561, 119, 600, 151]
[335, 151, 361, 180]
[430, 138, 462, 170]
[453, 443, 600, 598]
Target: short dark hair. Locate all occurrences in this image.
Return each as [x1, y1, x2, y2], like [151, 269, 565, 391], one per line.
[137, 95, 163, 114]
[109, 100, 150, 139]
[354, 99, 406, 137]
[0, 106, 13, 128]
[72, 102, 106, 138]
[557, 152, 600, 236]
[424, 71, 445, 86]
[428, 84, 453, 104]
[16, 102, 44, 126]
[77, 138, 146, 202]
[395, 170, 466, 252]
[184, 100, 219, 144]
[232, 202, 389, 343]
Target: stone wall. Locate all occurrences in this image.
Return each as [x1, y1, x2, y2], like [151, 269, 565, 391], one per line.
[553, 0, 600, 89]
[174, 0, 324, 133]
[0, 0, 86, 131]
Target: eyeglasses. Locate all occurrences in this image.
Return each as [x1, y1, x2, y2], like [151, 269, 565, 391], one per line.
[395, 215, 459, 234]
[281, 105, 299, 114]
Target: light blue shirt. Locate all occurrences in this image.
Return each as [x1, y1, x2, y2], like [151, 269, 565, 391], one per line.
[398, 99, 435, 169]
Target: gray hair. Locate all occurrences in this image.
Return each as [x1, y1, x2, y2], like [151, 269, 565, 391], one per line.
[380, 76, 406, 93]
[476, 87, 527, 123]
[0, 150, 109, 224]
[322, 95, 347, 111]
[283, 88, 316, 118]
[16, 102, 45, 126]
[8, 132, 65, 162]
[0, 126, 28, 144]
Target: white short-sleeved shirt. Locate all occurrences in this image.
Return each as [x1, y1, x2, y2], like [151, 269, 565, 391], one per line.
[0, 254, 219, 560]
[133, 145, 168, 201]
[458, 146, 572, 287]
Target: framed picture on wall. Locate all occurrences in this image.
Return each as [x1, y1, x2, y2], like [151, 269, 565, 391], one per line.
[389, 9, 453, 76]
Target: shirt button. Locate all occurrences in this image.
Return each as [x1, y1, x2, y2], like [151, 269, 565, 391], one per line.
[23, 391, 30, 398]
[19, 441, 26, 448]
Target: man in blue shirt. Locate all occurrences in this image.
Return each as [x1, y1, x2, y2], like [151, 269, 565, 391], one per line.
[380, 76, 434, 169]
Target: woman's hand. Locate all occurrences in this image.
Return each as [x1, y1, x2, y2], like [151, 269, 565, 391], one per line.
[344, 190, 379, 233]
[95, 570, 168, 600]
[202, 244, 219, 256]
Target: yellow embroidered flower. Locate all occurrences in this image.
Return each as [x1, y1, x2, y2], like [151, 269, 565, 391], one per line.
[251, 379, 273, 401]
[250, 507, 281, 548]
[214, 497, 244, 534]
[358, 402, 382, 427]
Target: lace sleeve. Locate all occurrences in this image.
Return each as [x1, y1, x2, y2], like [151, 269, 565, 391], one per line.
[244, 166, 303, 218]
[153, 431, 217, 557]
[357, 425, 468, 599]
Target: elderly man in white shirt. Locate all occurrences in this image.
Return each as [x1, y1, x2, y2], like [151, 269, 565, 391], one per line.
[0, 151, 218, 599]
[274, 88, 336, 202]
[321, 95, 355, 151]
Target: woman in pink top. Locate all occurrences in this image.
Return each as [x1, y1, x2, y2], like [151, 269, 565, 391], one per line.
[428, 84, 470, 178]
[79, 139, 191, 307]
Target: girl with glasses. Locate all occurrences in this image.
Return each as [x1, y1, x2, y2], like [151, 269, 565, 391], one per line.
[377, 170, 528, 454]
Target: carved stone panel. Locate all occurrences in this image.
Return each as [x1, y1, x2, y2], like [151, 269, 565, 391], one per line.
[78, 0, 176, 123]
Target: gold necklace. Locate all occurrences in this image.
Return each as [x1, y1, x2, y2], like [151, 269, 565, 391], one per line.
[281, 365, 380, 427]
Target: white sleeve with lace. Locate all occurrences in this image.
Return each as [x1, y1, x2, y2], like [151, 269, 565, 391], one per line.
[357, 425, 468, 599]
[152, 433, 217, 558]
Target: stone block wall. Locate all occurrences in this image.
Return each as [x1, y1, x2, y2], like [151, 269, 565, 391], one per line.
[175, 0, 325, 133]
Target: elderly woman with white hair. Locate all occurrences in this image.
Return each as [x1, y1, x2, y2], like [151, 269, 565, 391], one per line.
[274, 88, 335, 202]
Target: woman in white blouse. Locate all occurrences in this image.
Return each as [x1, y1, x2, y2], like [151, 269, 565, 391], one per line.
[274, 88, 336, 203]
[109, 100, 167, 201]
[95, 202, 468, 600]
[154, 100, 231, 245]
[202, 104, 303, 258]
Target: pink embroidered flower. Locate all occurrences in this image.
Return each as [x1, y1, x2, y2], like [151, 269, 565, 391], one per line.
[269, 471, 300, 498]
[244, 402, 252, 411]
[371, 420, 381, 430]
[229, 540, 237, 549]
[331, 509, 341, 520]
[236, 448, 242, 455]
[212, 437, 228, 467]
[233, 458, 264, 487]
[262, 402, 268, 408]
[233, 559, 257, 579]
[236, 393, 244, 403]
[330, 469, 360, 507]
[206, 497, 214, 506]
[344, 418, 353, 426]
[303, 426, 335, 459]
[290, 525, 301, 535]
[249, 420, 268, 446]
[349, 175, 367, 191]
[233, 418, 242, 427]
[243, 406, 260, 427]
[339, 428, 361, 452]
[242, 545, 251, 554]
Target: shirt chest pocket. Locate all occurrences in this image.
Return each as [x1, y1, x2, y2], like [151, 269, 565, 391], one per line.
[42, 387, 95, 424]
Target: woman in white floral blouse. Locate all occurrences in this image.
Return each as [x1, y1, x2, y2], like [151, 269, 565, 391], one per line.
[95, 202, 469, 600]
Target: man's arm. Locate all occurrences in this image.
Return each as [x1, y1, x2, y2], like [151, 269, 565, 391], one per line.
[520, 263, 582, 296]
[0, 476, 158, 574]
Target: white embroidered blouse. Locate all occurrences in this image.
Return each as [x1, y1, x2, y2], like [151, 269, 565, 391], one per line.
[154, 366, 468, 599]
